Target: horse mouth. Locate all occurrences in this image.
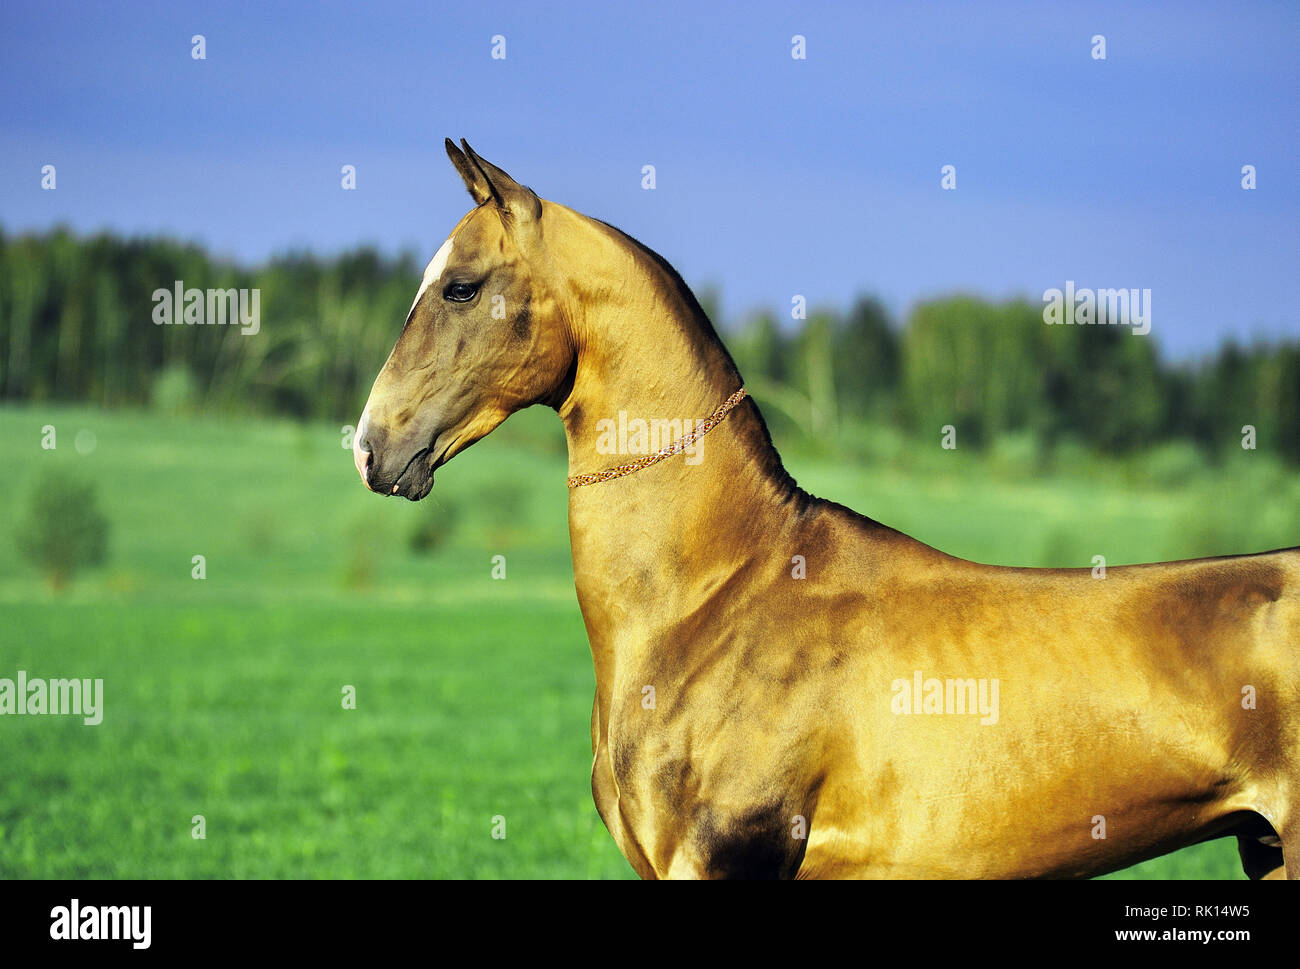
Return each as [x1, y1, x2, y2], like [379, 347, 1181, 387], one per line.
[389, 447, 435, 501]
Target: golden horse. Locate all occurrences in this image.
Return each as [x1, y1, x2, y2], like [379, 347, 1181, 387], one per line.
[353, 140, 1298, 879]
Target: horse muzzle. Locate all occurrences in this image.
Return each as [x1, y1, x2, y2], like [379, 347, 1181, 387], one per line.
[353, 411, 437, 501]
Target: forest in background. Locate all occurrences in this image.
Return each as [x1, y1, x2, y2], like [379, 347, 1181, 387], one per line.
[2, 226, 1297, 465]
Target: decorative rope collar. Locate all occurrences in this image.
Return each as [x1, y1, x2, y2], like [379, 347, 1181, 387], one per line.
[567, 388, 748, 488]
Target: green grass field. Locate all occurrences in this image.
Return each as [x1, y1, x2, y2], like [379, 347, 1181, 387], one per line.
[3, 402, 1297, 879]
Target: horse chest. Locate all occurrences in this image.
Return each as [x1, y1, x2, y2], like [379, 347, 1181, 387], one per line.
[593, 714, 808, 878]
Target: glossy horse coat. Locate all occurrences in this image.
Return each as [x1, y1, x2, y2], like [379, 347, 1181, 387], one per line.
[354, 140, 1300, 879]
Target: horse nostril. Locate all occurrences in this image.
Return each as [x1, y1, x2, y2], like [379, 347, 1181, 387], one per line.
[353, 435, 374, 487]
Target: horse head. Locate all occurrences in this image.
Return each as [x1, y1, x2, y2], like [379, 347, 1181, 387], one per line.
[353, 139, 573, 500]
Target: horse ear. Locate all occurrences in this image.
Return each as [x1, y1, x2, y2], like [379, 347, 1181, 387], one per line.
[459, 139, 542, 223]
[445, 138, 493, 205]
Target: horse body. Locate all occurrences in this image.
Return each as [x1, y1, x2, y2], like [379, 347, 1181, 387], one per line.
[355, 140, 1299, 878]
[572, 435, 1298, 879]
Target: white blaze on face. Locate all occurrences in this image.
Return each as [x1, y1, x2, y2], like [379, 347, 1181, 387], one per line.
[408, 235, 456, 318]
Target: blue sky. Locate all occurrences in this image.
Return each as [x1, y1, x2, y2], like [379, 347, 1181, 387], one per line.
[1, 0, 1296, 357]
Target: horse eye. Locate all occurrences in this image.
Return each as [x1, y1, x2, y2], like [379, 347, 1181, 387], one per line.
[444, 282, 478, 303]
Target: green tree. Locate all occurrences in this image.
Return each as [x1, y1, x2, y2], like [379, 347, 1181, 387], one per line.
[833, 296, 898, 419]
[902, 296, 1047, 448]
[15, 470, 110, 590]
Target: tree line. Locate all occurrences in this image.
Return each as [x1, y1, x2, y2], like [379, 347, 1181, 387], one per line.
[2, 227, 1296, 463]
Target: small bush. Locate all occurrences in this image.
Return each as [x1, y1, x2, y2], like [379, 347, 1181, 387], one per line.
[1135, 440, 1206, 487]
[15, 470, 110, 590]
[150, 363, 199, 416]
[480, 481, 529, 546]
[409, 497, 458, 555]
[340, 514, 386, 590]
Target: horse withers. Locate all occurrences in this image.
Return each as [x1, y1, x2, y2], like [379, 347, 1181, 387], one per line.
[353, 139, 1300, 879]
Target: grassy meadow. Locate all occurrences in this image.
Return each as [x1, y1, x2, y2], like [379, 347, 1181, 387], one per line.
[2, 402, 1298, 879]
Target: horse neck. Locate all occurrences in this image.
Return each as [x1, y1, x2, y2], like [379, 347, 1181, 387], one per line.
[545, 206, 800, 676]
